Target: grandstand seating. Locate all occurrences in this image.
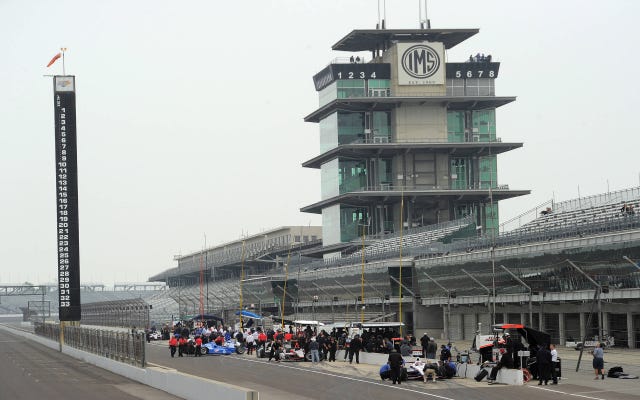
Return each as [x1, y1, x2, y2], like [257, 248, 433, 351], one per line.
[514, 188, 640, 234]
[347, 216, 474, 261]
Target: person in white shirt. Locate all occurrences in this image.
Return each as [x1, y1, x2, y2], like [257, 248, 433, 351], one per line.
[246, 329, 256, 355]
[550, 344, 559, 384]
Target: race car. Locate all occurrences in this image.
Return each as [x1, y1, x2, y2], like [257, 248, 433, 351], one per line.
[379, 360, 426, 381]
[201, 340, 246, 355]
[256, 343, 313, 361]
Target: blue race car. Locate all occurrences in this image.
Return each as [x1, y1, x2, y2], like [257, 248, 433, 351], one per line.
[201, 341, 245, 355]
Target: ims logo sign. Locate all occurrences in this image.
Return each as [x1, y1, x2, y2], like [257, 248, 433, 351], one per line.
[397, 42, 444, 85]
[401, 44, 440, 78]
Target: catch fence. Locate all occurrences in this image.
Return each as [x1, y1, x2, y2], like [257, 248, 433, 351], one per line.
[34, 322, 145, 367]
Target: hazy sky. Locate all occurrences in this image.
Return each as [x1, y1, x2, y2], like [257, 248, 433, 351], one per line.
[1, 0, 639, 285]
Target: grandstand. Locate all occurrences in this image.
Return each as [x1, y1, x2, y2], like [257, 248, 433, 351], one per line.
[148, 186, 640, 348]
[515, 187, 640, 233]
[0, 284, 177, 327]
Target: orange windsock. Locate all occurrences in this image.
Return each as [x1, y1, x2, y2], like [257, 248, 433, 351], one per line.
[46, 53, 62, 67]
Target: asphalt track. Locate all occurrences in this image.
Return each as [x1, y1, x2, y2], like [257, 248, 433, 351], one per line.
[145, 341, 640, 400]
[0, 329, 181, 400]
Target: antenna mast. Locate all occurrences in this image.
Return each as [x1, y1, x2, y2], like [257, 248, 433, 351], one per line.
[377, 0, 386, 29]
[419, 0, 431, 29]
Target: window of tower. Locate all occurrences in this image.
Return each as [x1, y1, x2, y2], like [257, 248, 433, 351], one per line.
[472, 110, 496, 141]
[337, 79, 366, 98]
[446, 78, 465, 96]
[338, 112, 365, 144]
[340, 206, 368, 242]
[465, 78, 495, 96]
[367, 79, 391, 97]
[447, 111, 465, 142]
[338, 160, 367, 194]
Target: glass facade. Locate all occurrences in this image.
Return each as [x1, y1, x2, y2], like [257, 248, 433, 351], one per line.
[321, 204, 340, 246]
[338, 112, 365, 144]
[337, 79, 366, 98]
[453, 202, 498, 233]
[376, 158, 392, 187]
[447, 109, 496, 142]
[339, 160, 367, 193]
[319, 79, 391, 103]
[340, 206, 368, 242]
[446, 78, 495, 96]
[479, 155, 497, 189]
[450, 158, 469, 190]
[319, 112, 338, 153]
[372, 111, 391, 140]
[321, 159, 339, 200]
[318, 81, 337, 107]
[367, 79, 391, 97]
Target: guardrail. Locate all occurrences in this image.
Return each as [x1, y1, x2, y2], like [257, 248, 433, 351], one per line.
[33, 322, 145, 367]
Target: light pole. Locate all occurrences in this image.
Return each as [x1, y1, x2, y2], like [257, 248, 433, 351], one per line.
[566, 259, 603, 340]
[312, 295, 319, 321]
[390, 275, 415, 338]
[422, 272, 450, 341]
[333, 279, 358, 321]
[500, 265, 532, 326]
[367, 282, 386, 319]
[566, 259, 604, 372]
[204, 234, 209, 314]
[312, 282, 335, 323]
[357, 220, 370, 324]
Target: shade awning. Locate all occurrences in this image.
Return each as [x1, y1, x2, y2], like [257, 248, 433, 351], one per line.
[235, 310, 262, 319]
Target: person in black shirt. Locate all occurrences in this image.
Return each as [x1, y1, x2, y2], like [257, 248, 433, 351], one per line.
[420, 333, 430, 359]
[328, 336, 337, 362]
[349, 334, 363, 364]
[537, 344, 552, 385]
[388, 349, 404, 384]
[440, 344, 451, 362]
[488, 347, 514, 382]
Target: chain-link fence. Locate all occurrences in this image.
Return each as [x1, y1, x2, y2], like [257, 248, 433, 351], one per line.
[34, 322, 145, 367]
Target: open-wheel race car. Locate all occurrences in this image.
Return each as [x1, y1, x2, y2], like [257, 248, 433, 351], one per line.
[379, 359, 442, 381]
[201, 340, 246, 355]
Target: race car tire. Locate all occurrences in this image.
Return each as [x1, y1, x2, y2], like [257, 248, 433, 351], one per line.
[305, 352, 312, 361]
[235, 345, 246, 355]
[200, 347, 208, 356]
[257, 348, 265, 358]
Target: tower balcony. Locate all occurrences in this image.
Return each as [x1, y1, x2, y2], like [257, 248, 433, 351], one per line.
[300, 185, 530, 214]
[302, 138, 522, 169]
[305, 96, 515, 123]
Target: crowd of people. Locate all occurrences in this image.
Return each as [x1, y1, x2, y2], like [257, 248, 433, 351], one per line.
[164, 320, 425, 364]
[161, 322, 581, 387]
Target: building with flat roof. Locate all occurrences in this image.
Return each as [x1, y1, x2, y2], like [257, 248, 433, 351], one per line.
[302, 28, 529, 251]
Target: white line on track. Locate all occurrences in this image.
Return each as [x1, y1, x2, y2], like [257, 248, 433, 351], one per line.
[236, 357, 456, 400]
[575, 389, 640, 395]
[530, 385, 607, 400]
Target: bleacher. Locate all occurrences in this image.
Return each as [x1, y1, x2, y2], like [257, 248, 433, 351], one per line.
[514, 187, 640, 234]
[349, 216, 474, 259]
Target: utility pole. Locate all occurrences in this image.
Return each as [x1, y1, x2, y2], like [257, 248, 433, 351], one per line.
[500, 265, 532, 326]
[422, 273, 450, 341]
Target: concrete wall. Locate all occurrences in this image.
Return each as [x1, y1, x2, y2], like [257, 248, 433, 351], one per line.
[393, 104, 446, 142]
